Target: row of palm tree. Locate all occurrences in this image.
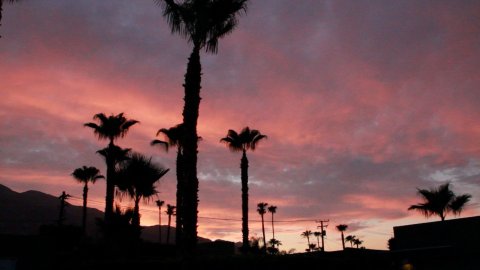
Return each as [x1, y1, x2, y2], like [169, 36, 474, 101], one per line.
[255, 202, 278, 251]
[300, 224, 348, 252]
[345, 235, 363, 248]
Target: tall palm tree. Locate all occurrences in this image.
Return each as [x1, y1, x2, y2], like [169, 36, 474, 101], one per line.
[301, 230, 313, 252]
[158, 0, 249, 253]
[84, 113, 138, 223]
[156, 199, 165, 243]
[336, 224, 348, 250]
[116, 153, 169, 234]
[0, 0, 20, 38]
[313, 231, 321, 251]
[408, 183, 472, 221]
[268, 205, 277, 240]
[71, 166, 104, 234]
[345, 235, 356, 248]
[166, 204, 176, 245]
[152, 123, 185, 245]
[257, 202, 268, 251]
[221, 127, 267, 251]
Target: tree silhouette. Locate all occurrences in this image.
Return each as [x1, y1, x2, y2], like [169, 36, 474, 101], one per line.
[152, 123, 185, 246]
[158, 0, 248, 254]
[408, 183, 472, 221]
[0, 0, 20, 38]
[84, 113, 138, 223]
[267, 238, 282, 255]
[156, 199, 165, 243]
[116, 153, 169, 236]
[166, 204, 176, 245]
[309, 243, 317, 252]
[257, 202, 268, 251]
[268, 205, 277, 240]
[58, 191, 71, 226]
[301, 230, 313, 252]
[336, 224, 348, 250]
[313, 231, 321, 251]
[353, 238, 363, 248]
[71, 166, 104, 234]
[345, 235, 356, 248]
[221, 127, 267, 252]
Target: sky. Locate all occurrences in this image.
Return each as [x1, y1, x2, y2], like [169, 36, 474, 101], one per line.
[1, 0, 480, 252]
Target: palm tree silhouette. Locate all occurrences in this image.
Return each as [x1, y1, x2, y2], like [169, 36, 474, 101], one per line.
[58, 191, 71, 226]
[84, 113, 138, 223]
[71, 166, 104, 234]
[0, 0, 20, 38]
[267, 238, 282, 255]
[336, 224, 348, 250]
[353, 238, 363, 248]
[156, 199, 165, 243]
[158, 0, 248, 253]
[267, 205, 277, 240]
[221, 127, 267, 251]
[313, 231, 321, 251]
[166, 204, 176, 245]
[301, 230, 313, 252]
[116, 153, 169, 234]
[152, 123, 185, 245]
[408, 183, 472, 221]
[345, 235, 356, 248]
[257, 202, 268, 251]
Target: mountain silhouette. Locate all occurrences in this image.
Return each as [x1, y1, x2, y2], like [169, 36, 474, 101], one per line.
[0, 184, 211, 243]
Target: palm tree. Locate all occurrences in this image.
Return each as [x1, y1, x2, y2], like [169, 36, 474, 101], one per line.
[257, 202, 268, 250]
[221, 127, 267, 251]
[116, 153, 169, 234]
[353, 238, 363, 248]
[71, 166, 104, 234]
[152, 123, 185, 245]
[313, 231, 321, 251]
[84, 113, 138, 223]
[408, 183, 472, 221]
[158, 0, 249, 253]
[345, 235, 356, 248]
[301, 230, 313, 251]
[58, 191, 71, 226]
[267, 238, 281, 255]
[166, 204, 176, 245]
[0, 0, 20, 38]
[268, 205, 277, 240]
[156, 199, 165, 243]
[336, 224, 348, 250]
[309, 243, 317, 252]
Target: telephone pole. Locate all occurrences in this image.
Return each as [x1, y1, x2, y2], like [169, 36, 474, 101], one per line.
[316, 220, 329, 252]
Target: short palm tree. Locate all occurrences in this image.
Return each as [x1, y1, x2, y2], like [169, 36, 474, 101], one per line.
[116, 153, 169, 234]
[267, 238, 281, 255]
[345, 235, 356, 248]
[353, 238, 363, 248]
[257, 202, 268, 250]
[268, 205, 277, 240]
[166, 204, 176, 245]
[152, 123, 185, 245]
[336, 224, 348, 250]
[221, 127, 267, 251]
[71, 166, 104, 234]
[408, 183, 472, 221]
[84, 113, 138, 223]
[301, 230, 313, 251]
[313, 231, 321, 251]
[158, 0, 249, 253]
[156, 199, 165, 243]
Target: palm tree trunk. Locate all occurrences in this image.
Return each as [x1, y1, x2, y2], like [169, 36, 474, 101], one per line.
[158, 206, 162, 243]
[306, 236, 311, 250]
[261, 214, 266, 251]
[181, 45, 201, 255]
[133, 196, 140, 228]
[175, 150, 184, 246]
[82, 183, 88, 234]
[241, 150, 249, 252]
[167, 214, 172, 244]
[271, 212, 275, 240]
[104, 142, 116, 224]
[341, 232, 345, 250]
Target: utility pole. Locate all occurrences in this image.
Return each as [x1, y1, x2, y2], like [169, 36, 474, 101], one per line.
[316, 220, 329, 252]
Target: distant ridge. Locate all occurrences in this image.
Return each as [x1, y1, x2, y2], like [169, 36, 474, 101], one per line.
[0, 184, 212, 243]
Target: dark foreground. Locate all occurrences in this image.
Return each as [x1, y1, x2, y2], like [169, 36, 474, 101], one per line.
[0, 234, 477, 270]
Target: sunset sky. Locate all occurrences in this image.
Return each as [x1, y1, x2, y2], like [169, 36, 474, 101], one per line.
[1, 0, 480, 252]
